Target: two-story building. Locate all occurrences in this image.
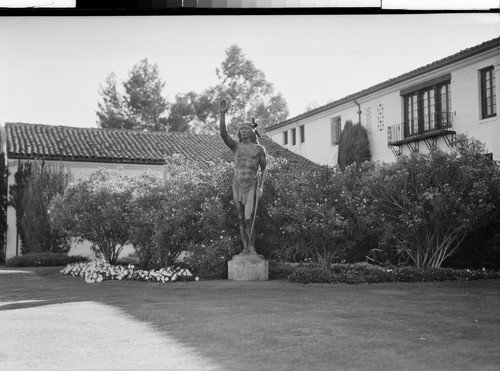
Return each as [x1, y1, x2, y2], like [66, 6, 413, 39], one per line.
[267, 37, 500, 165]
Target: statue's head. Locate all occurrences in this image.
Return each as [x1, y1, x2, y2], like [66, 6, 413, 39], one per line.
[237, 120, 260, 144]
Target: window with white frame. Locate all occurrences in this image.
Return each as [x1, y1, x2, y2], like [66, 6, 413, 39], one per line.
[480, 66, 496, 119]
[402, 79, 451, 138]
[331, 117, 341, 145]
[300, 125, 305, 143]
[283, 131, 288, 145]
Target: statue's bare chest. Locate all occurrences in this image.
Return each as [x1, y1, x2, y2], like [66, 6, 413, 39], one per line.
[234, 143, 260, 165]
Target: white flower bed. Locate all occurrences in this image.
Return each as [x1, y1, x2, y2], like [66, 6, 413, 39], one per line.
[60, 259, 199, 284]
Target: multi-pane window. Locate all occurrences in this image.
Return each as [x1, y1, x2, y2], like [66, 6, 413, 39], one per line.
[422, 88, 435, 132]
[283, 131, 288, 145]
[331, 117, 341, 145]
[439, 83, 451, 126]
[292, 128, 296, 145]
[403, 80, 451, 138]
[481, 66, 496, 119]
[405, 94, 419, 136]
[300, 125, 305, 143]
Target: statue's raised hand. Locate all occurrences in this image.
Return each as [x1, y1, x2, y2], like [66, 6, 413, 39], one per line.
[220, 99, 229, 114]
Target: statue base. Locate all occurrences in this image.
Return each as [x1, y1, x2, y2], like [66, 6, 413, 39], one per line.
[228, 254, 268, 281]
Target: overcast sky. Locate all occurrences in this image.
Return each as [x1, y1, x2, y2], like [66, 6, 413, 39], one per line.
[0, 13, 498, 128]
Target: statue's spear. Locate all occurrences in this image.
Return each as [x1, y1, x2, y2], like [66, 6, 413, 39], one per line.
[247, 118, 261, 249]
[247, 184, 260, 249]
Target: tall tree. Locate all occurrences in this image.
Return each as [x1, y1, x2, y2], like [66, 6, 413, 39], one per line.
[168, 45, 289, 135]
[97, 59, 169, 131]
[0, 153, 8, 262]
[166, 94, 196, 133]
[123, 59, 168, 131]
[166, 90, 218, 134]
[96, 73, 132, 129]
[216, 45, 289, 134]
[338, 120, 371, 169]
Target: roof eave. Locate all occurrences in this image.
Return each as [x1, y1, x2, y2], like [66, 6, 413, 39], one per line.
[6, 154, 167, 165]
[268, 37, 500, 132]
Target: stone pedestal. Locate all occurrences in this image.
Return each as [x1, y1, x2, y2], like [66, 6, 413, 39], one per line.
[228, 254, 268, 281]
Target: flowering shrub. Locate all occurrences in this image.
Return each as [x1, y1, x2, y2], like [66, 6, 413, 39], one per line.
[49, 168, 132, 264]
[60, 259, 198, 284]
[126, 171, 170, 269]
[364, 135, 500, 268]
[268, 162, 379, 266]
[127, 155, 237, 269]
[332, 162, 381, 263]
[48, 135, 500, 274]
[128, 154, 290, 271]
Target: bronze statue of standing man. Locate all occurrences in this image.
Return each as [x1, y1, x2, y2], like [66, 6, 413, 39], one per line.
[220, 99, 267, 255]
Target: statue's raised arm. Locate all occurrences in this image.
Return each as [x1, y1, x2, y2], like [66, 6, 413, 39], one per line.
[220, 99, 237, 151]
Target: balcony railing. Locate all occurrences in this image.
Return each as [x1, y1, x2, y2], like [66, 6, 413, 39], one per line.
[388, 111, 454, 146]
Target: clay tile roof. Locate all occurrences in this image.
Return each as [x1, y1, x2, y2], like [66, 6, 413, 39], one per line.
[269, 36, 500, 131]
[4, 122, 316, 170]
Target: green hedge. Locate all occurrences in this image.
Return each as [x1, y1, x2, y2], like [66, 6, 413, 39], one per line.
[287, 263, 500, 284]
[5, 253, 88, 267]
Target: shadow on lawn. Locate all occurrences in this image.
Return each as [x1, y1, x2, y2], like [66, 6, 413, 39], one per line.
[2, 267, 500, 371]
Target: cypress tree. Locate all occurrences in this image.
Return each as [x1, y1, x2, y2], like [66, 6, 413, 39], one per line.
[338, 120, 371, 169]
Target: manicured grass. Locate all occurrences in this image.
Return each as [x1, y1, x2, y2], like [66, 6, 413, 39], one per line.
[1, 267, 500, 370]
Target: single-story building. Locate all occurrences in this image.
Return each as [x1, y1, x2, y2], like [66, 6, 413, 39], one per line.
[1, 122, 314, 261]
[266, 36, 500, 165]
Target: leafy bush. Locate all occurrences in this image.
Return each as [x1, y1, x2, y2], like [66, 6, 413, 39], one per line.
[6, 252, 88, 267]
[184, 238, 238, 279]
[127, 155, 237, 269]
[126, 171, 169, 269]
[128, 154, 291, 271]
[268, 162, 379, 266]
[333, 162, 381, 263]
[288, 263, 500, 284]
[46, 134, 500, 275]
[268, 165, 348, 266]
[363, 135, 500, 268]
[153, 156, 233, 266]
[49, 168, 132, 264]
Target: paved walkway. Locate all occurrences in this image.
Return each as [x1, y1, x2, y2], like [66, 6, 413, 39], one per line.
[0, 268, 218, 371]
[1, 267, 500, 371]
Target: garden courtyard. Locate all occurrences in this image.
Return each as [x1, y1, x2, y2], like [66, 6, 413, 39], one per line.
[1, 267, 499, 371]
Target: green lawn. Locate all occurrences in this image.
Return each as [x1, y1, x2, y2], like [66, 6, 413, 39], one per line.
[1, 267, 499, 371]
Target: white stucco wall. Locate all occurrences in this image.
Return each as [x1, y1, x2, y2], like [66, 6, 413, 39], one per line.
[268, 48, 500, 165]
[5, 159, 164, 261]
[452, 58, 500, 159]
[270, 105, 362, 167]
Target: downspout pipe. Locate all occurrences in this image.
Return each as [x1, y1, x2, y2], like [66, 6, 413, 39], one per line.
[353, 99, 362, 125]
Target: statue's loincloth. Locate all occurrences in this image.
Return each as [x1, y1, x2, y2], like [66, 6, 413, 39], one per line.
[233, 178, 258, 220]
